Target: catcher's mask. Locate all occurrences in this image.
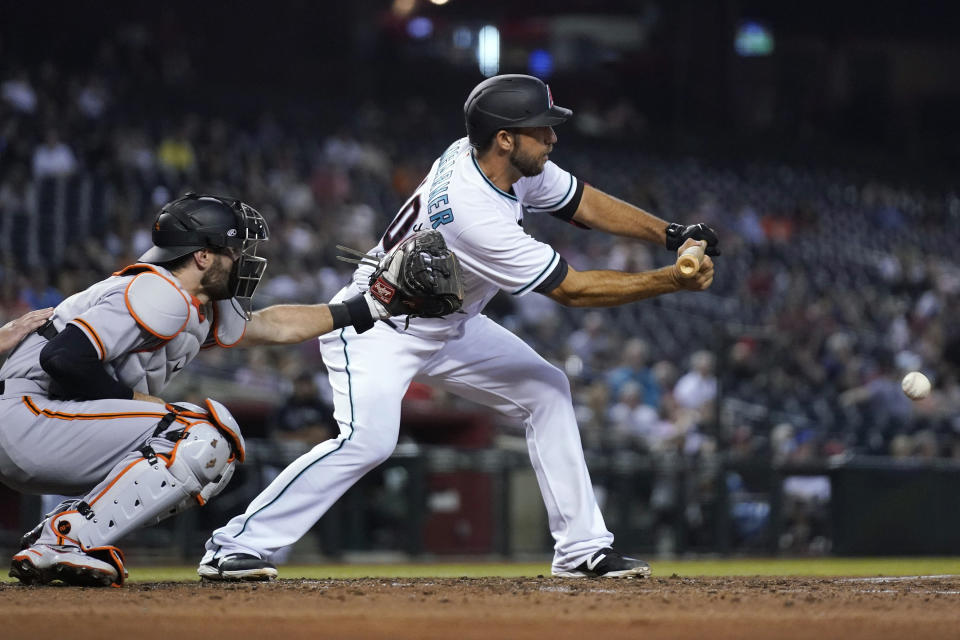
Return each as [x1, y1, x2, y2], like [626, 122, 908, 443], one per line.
[139, 193, 270, 319]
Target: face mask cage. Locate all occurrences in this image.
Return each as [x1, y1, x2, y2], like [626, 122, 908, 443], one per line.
[228, 202, 270, 320]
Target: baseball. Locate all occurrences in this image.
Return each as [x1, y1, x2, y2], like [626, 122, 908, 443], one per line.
[901, 371, 931, 400]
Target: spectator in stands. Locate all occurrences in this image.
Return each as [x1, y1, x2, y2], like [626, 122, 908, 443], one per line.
[157, 123, 196, 179]
[32, 129, 77, 179]
[838, 353, 913, 427]
[1, 69, 37, 114]
[674, 350, 718, 413]
[606, 338, 660, 409]
[608, 381, 658, 450]
[269, 373, 337, 443]
[566, 311, 611, 372]
[18, 273, 63, 311]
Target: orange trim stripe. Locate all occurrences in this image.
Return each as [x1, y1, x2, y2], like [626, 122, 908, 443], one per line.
[210, 302, 246, 348]
[90, 458, 143, 506]
[124, 272, 190, 340]
[73, 318, 106, 360]
[23, 396, 168, 421]
[113, 263, 155, 277]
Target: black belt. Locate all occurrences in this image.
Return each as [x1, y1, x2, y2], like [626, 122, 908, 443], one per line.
[36, 320, 59, 341]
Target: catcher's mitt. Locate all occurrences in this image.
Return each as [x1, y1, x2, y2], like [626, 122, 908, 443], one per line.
[338, 230, 464, 321]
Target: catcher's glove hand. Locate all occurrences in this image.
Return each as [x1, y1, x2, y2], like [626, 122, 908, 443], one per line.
[338, 230, 464, 323]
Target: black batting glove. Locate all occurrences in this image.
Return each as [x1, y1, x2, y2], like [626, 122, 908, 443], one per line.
[665, 222, 721, 256]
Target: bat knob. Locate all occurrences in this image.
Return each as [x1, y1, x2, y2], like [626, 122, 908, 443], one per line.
[676, 243, 705, 279]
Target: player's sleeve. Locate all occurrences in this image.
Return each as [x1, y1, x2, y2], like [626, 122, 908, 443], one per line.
[39, 325, 135, 400]
[516, 161, 585, 224]
[201, 299, 247, 349]
[453, 219, 568, 297]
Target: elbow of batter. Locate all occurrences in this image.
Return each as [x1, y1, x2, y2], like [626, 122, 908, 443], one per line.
[543, 269, 590, 307]
[544, 284, 590, 307]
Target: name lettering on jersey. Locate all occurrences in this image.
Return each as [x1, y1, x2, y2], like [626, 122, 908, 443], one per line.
[425, 142, 460, 229]
[428, 193, 454, 228]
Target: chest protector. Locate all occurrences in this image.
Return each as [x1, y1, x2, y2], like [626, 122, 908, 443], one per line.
[110, 265, 246, 395]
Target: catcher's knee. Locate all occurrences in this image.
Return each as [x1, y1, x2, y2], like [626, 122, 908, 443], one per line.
[167, 422, 235, 494]
[37, 401, 244, 549]
[164, 400, 244, 504]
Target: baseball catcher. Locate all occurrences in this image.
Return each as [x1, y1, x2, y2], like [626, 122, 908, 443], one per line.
[1, 193, 462, 587]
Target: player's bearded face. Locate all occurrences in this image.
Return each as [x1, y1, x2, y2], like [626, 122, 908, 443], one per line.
[201, 253, 235, 301]
[509, 130, 551, 177]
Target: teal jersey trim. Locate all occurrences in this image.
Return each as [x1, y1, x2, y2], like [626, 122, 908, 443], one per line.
[233, 329, 356, 538]
[513, 250, 559, 295]
[526, 174, 575, 212]
[233, 438, 347, 537]
[340, 328, 356, 440]
[471, 151, 517, 201]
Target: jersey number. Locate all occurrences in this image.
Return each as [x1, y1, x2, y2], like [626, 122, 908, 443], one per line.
[382, 193, 421, 252]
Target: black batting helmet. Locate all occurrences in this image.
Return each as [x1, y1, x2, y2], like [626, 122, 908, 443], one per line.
[140, 193, 270, 318]
[464, 74, 572, 147]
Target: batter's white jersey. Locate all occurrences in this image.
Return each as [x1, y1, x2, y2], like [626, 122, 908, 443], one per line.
[204, 137, 615, 573]
[351, 136, 580, 339]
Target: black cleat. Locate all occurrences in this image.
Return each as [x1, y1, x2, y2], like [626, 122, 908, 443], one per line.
[553, 547, 651, 578]
[198, 553, 277, 581]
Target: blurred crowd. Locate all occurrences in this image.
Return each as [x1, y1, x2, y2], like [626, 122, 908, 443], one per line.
[2, 32, 960, 470]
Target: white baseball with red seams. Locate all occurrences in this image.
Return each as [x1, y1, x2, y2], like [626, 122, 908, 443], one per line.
[901, 371, 931, 400]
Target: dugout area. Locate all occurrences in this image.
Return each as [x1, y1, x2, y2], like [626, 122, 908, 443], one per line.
[3, 561, 960, 640]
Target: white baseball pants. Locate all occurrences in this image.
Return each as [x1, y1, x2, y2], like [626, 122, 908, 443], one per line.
[203, 314, 613, 572]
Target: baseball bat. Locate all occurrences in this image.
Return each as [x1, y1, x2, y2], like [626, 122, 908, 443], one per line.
[676, 243, 706, 278]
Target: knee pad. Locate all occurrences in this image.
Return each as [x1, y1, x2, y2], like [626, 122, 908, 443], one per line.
[38, 418, 237, 550]
[168, 399, 246, 463]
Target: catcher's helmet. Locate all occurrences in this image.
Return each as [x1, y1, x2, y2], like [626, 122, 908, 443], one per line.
[139, 193, 270, 318]
[464, 74, 572, 147]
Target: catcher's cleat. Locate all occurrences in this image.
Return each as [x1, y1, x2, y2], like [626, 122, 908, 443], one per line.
[19, 499, 83, 550]
[198, 553, 277, 581]
[18, 521, 43, 550]
[552, 547, 651, 579]
[10, 544, 121, 587]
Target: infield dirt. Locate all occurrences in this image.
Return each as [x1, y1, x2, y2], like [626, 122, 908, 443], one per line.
[3, 575, 959, 639]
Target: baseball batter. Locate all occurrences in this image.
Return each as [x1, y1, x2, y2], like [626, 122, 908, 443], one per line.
[200, 74, 719, 580]
[0, 193, 424, 587]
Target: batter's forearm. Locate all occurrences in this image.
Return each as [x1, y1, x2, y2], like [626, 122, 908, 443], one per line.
[548, 267, 680, 307]
[573, 185, 668, 244]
